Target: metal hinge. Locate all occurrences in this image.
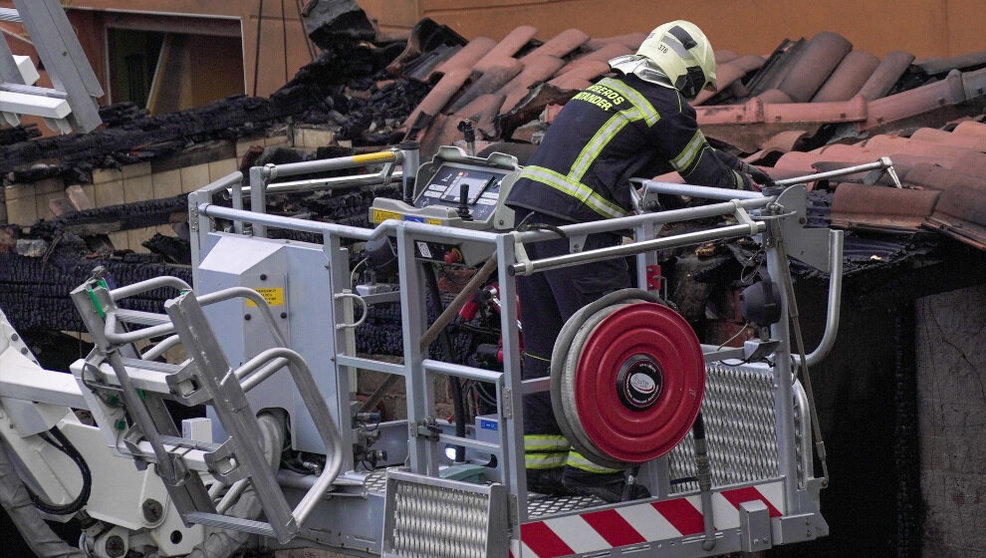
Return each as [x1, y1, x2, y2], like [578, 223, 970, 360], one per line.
[412, 416, 441, 441]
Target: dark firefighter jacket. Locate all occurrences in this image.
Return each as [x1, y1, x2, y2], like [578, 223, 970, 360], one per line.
[506, 73, 751, 223]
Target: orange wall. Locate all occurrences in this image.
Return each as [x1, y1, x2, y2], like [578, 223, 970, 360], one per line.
[359, 0, 986, 60]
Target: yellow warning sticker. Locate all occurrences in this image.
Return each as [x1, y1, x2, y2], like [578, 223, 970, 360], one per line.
[371, 208, 401, 223]
[371, 208, 445, 226]
[247, 287, 285, 306]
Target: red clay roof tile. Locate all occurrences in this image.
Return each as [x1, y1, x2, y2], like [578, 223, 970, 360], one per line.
[695, 55, 765, 105]
[433, 37, 498, 76]
[446, 58, 522, 114]
[831, 183, 941, 231]
[584, 33, 647, 52]
[776, 31, 853, 102]
[519, 28, 589, 63]
[910, 127, 986, 152]
[951, 120, 986, 137]
[548, 60, 611, 90]
[811, 50, 880, 102]
[863, 134, 972, 163]
[952, 150, 986, 176]
[405, 67, 471, 129]
[475, 26, 539, 72]
[501, 55, 567, 113]
[857, 51, 914, 100]
[925, 172, 986, 249]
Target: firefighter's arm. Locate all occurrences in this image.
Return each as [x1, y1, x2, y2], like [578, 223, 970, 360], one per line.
[654, 108, 769, 190]
[710, 148, 777, 190]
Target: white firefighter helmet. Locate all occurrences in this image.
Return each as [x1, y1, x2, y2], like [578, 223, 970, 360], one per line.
[636, 20, 717, 100]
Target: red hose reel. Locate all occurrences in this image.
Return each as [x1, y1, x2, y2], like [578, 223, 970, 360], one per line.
[551, 289, 705, 469]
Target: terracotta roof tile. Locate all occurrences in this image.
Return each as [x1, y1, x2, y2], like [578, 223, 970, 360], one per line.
[519, 28, 589, 63]
[501, 55, 567, 113]
[857, 51, 914, 100]
[446, 58, 522, 114]
[715, 50, 740, 64]
[694, 55, 765, 105]
[910, 127, 986, 151]
[548, 60, 611, 90]
[917, 49, 986, 75]
[811, 50, 880, 102]
[924, 172, 986, 249]
[584, 33, 647, 52]
[475, 26, 539, 72]
[433, 37, 498, 75]
[901, 163, 954, 189]
[831, 183, 940, 231]
[776, 31, 853, 102]
[863, 134, 972, 163]
[952, 150, 986, 176]
[393, 24, 986, 247]
[951, 120, 986, 137]
[567, 42, 632, 69]
[404, 67, 471, 128]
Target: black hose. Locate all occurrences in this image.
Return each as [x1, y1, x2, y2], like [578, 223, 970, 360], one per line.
[28, 427, 91, 516]
[423, 263, 467, 462]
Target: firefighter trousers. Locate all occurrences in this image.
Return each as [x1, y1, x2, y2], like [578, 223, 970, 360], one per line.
[514, 209, 633, 493]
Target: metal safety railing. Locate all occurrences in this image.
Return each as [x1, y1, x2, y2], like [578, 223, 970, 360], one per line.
[181, 152, 889, 542]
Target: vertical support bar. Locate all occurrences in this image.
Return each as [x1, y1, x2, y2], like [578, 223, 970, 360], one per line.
[397, 227, 437, 476]
[325, 233, 356, 473]
[496, 234, 526, 525]
[188, 190, 205, 288]
[232, 182, 246, 234]
[249, 166, 268, 237]
[767, 243, 800, 513]
[14, 0, 103, 132]
[632, 219, 672, 497]
[399, 140, 420, 204]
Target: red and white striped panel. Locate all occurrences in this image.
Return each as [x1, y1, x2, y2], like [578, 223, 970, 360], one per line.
[510, 482, 784, 558]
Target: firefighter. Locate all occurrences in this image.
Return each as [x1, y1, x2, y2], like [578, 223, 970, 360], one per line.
[506, 20, 774, 502]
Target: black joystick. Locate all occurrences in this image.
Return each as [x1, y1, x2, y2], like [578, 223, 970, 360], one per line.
[456, 182, 473, 221]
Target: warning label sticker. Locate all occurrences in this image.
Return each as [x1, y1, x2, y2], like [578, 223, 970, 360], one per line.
[247, 287, 285, 306]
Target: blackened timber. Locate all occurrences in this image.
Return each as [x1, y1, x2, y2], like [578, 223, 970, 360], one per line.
[28, 195, 188, 239]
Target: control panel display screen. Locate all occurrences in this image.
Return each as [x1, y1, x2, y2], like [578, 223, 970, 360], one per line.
[440, 174, 493, 204]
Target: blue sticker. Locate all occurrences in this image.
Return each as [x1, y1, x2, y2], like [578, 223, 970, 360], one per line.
[403, 215, 426, 223]
[479, 419, 498, 431]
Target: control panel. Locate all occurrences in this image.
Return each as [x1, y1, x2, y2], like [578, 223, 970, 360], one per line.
[414, 163, 510, 224]
[370, 146, 521, 232]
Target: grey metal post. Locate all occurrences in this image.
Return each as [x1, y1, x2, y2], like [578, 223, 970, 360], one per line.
[766, 226, 800, 513]
[397, 227, 438, 476]
[495, 233, 526, 525]
[632, 218, 673, 498]
[325, 233, 357, 473]
[249, 165, 268, 237]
